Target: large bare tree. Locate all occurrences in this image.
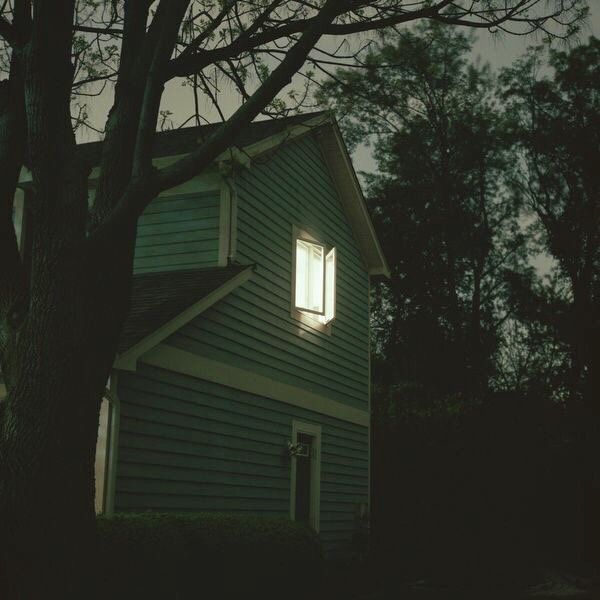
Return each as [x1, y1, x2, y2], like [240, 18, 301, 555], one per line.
[0, 0, 587, 596]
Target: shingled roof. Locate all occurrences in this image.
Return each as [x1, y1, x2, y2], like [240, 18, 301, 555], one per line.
[119, 265, 250, 354]
[78, 110, 328, 165]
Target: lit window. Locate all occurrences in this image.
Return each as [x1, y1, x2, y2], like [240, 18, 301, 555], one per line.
[294, 237, 336, 325]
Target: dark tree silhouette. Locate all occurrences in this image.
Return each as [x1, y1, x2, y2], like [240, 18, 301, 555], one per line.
[318, 22, 528, 401]
[501, 37, 600, 563]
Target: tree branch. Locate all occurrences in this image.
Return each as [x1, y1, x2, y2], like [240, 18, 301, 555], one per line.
[167, 0, 455, 79]
[132, 0, 192, 178]
[90, 0, 155, 227]
[73, 24, 123, 35]
[90, 0, 342, 243]
[0, 16, 19, 47]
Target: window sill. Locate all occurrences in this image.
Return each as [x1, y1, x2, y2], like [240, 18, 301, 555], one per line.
[291, 307, 333, 335]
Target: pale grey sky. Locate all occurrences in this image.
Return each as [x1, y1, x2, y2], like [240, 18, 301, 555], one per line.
[352, 4, 599, 174]
[80, 2, 599, 178]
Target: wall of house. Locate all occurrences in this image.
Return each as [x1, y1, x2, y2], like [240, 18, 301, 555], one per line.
[165, 133, 370, 411]
[133, 186, 220, 274]
[114, 133, 372, 556]
[114, 364, 369, 556]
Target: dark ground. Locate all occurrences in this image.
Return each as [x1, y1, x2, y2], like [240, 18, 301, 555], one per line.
[319, 562, 600, 600]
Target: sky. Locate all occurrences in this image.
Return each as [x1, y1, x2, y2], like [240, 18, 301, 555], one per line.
[74, 3, 598, 279]
[81, 1, 599, 178]
[352, 3, 599, 173]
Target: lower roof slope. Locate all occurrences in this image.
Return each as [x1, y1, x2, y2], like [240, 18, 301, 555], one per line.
[119, 265, 249, 354]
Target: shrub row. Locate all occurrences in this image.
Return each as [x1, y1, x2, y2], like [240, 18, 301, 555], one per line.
[96, 512, 323, 599]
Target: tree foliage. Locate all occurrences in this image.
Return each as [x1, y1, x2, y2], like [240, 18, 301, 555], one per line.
[321, 30, 600, 576]
[500, 37, 600, 407]
[319, 22, 529, 400]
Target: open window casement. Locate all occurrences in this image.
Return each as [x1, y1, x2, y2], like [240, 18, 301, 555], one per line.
[294, 237, 336, 325]
[323, 247, 336, 323]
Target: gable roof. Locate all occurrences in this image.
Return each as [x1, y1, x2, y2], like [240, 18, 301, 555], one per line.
[73, 111, 390, 277]
[115, 265, 253, 371]
[77, 111, 328, 165]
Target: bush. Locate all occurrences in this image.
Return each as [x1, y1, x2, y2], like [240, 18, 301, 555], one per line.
[96, 513, 323, 599]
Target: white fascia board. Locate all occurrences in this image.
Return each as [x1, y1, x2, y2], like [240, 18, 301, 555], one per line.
[316, 121, 391, 279]
[114, 266, 253, 372]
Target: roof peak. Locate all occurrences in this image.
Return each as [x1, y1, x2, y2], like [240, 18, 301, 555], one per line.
[77, 110, 330, 163]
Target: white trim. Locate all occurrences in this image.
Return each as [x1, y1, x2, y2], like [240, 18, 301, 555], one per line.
[139, 343, 369, 427]
[103, 372, 120, 516]
[315, 121, 390, 278]
[13, 188, 25, 251]
[229, 178, 238, 261]
[367, 280, 372, 515]
[290, 420, 322, 532]
[215, 145, 252, 168]
[114, 266, 253, 371]
[218, 174, 231, 266]
[94, 396, 111, 515]
[94, 373, 120, 516]
[217, 164, 238, 265]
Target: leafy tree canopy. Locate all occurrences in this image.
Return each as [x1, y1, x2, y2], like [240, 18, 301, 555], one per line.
[319, 22, 529, 401]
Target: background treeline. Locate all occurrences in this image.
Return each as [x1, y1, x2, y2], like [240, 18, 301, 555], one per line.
[319, 24, 599, 582]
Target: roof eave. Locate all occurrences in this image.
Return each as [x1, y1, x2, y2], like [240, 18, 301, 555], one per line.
[312, 118, 391, 279]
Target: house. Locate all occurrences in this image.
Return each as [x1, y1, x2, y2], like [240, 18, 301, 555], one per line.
[8, 111, 389, 557]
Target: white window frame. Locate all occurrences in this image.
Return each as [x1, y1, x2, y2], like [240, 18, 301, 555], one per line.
[94, 375, 120, 515]
[94, 396, 112, 515]
[289, 420, 322, 532]
[291, 225, 336, 334]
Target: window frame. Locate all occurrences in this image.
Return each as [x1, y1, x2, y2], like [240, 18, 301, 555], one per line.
[94, 376, 121, 516]
[291, 225, 336, 334]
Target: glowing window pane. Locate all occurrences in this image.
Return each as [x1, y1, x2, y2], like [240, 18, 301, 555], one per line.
[295, 240, 310, 309]
[295, 240, 324, 313]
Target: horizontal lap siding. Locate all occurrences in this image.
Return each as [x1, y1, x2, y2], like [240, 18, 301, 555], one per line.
[134, 191, 220, 273]
[168, 134, 370, 410]
[115, 365, 369, 555]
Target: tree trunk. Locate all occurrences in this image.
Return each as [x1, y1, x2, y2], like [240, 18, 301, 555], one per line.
[0, 213, 135, 598]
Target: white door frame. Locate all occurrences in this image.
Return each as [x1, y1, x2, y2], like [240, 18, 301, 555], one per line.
[289, 420, 322, 532]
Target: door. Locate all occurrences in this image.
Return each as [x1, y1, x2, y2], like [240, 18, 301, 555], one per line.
[290, 421, 321, 531]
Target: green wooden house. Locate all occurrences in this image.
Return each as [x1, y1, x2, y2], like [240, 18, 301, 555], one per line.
[9, 111, 389, 557]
